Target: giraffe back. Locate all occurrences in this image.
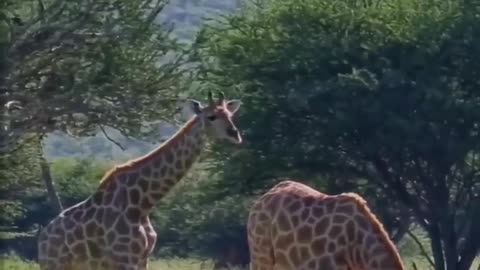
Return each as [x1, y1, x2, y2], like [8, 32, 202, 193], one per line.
[247, 180, 406, 270]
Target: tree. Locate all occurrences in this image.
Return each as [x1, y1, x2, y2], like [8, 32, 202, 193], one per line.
[195, 0, 480, 270]
[1, 0, 188, 153]
[0, 0, 190, 217]
[0, 135, 43, 227]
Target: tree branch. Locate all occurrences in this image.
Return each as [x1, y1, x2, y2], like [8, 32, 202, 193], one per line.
[98, 124, 125, 151]
[407, 229, 436, 269]
[371, 155, 430, 229]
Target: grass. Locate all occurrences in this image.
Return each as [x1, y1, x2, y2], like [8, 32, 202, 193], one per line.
[1, 227, 478, 270]
[1, 254, 479, 270]
[1, 255, 38, 270]
[0, 255, 215, 270]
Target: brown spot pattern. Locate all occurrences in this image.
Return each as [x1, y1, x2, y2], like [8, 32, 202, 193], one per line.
[104, 208, 116, 228]
[138, 178, 149, 192]
[336, 204, 354, 215]
[87, 240, 102, 258]
[126, 208, 142, 222]
[355, 215, 370, 231]
[129, 189, 140, 205]
[127, 172, 139, 185]
[314, 217, 330, 235]
[165, 151, 174, 163]
[85, 222, 97, 238]
[328, 225, 343, 238]
[92, 192, 103, 205]
[300, 208, 310, 220]
[288, 201, 302, 212]
[311, 238, 327, 255]
[296, 225, 313, 243]
[94, 208, 104, 222]
[275, 233, 294, 250]
[142, 166, 152, 177]
[312, 207, 325, 217]
[288, 247, 301, 266]
[277, 211, 292, 231]
[346, 220, 355, 242]
[115, 217, 130, 235]
[332, 214, 348, 224]
[318, 256, 334, 270]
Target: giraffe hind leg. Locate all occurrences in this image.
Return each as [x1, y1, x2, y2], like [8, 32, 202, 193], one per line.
[38, 242, 73, 270]
[247, 215, 274, 270]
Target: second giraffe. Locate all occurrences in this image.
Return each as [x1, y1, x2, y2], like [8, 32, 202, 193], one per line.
[247, 180, 406, 270]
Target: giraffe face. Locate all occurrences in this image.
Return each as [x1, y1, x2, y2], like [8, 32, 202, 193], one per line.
[184, 92, 242, 144]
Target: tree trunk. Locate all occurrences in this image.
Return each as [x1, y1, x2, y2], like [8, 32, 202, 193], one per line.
[39, 155, 63, 214]
[391, 216, 411, 244]
[428, 224, 446, 270]
[457, 201, 480, 270]
[443, 217, 459, 270]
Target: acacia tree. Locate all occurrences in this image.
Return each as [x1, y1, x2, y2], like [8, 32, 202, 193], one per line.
[195, 0, 480, 269]
[0, 0, 189, 216]
[0, 136, 43, 227]
[0, 0, 188, 153]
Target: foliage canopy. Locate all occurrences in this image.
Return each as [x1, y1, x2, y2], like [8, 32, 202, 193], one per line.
[195, 0, 480, 269]
[0, 0, 188, 153]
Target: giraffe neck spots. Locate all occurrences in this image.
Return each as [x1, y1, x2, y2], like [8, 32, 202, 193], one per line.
[93, 117, 207, 214]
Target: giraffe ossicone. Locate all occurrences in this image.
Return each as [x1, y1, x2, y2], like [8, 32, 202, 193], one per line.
[248, 180, 406, 270]
[38, 91, 243, 270]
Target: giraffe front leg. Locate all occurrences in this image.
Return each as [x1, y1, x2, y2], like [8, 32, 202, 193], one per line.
[139, 258, 148, 270]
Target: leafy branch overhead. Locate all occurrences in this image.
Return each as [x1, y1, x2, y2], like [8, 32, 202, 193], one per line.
[0, 0, 189, 153]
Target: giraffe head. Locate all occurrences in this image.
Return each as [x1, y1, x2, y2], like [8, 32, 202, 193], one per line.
[183, 91, 242, 144]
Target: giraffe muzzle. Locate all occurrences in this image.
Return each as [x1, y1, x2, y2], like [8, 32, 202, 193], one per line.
[227, 127, 239, 139]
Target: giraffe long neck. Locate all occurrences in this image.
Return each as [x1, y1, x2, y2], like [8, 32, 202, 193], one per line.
[355, 230, 405, 270]
[93, 116, 206, 213]
[350, 201, 406, 270]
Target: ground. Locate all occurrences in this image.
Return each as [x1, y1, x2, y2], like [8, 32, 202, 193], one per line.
[1, 255, 479, 270]
[1, 228, 479, 270]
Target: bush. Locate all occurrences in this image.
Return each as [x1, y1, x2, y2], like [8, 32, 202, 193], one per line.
[151, 169, 252, 262]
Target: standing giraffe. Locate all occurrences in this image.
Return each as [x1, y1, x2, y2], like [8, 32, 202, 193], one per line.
[247, 180, 406, 270]
[37, 92, 243, 270]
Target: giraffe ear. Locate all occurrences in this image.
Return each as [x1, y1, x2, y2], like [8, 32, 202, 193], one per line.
[181, 99, 203, 119]
[226, 100, 241, 114]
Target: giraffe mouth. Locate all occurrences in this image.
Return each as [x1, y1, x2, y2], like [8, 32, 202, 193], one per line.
[226, 128, 242, 144]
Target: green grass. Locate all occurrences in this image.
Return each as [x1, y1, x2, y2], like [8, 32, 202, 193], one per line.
[0, 255, 216, 270]
[1, 254, 479, 270]
[1, 255, 39, 270]
[1, 227, 477, 270]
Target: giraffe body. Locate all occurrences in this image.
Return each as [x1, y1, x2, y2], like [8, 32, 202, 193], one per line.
[247, 180, 406, 270]
[38, 92, 243, 270]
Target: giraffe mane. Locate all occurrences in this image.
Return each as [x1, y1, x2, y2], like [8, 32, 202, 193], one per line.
[97, 115, 201, 190]
[342, 192, 405, 269]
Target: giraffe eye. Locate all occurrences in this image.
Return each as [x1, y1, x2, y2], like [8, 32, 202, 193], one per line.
[207, 115, 217, 121]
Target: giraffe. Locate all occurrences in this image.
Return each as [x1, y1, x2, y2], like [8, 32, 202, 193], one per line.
[247, 180, 406, 270]
[37, 91, 243, 270]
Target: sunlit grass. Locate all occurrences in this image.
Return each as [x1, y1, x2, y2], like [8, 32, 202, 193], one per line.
[0, 255, 215, 270]
[1, 254, 39, 270]
[1, 254, 479, 270]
